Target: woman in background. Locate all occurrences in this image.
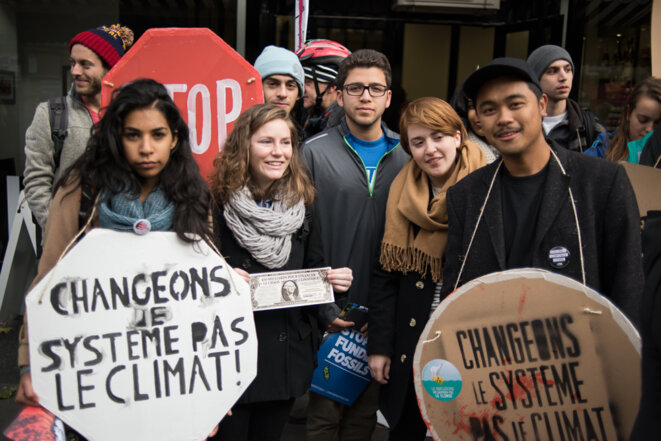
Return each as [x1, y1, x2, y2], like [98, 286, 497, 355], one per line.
[450, 85, 499, 164]
[586, 77, 661, 163]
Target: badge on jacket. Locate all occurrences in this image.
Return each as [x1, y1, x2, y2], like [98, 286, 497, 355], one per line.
[548, 246, 570, 269]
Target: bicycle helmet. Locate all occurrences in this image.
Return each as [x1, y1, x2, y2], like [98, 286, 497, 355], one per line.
[296, 39, 351, 110]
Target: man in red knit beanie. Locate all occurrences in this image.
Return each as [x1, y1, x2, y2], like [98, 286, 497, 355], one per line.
[23, 24, 134, 233]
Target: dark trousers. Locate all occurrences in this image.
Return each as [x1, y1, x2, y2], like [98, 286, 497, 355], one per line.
[387, 380, 428, 441]
[306, 380, 380, 441]
[210, 399, 295, 441]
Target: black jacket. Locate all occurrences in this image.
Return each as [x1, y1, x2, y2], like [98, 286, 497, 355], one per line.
[640, 129, 661, 168]
[630, 211, 661, 440]
[301, 118, 409, 316]
[545, 99, 605, 152]
[302, 102, 345, 140]
[212, 205, 325, 403]
[441, 144, 643, 327]
[367, 266, 436, 427]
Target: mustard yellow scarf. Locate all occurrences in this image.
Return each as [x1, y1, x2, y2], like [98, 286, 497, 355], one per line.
[380, 141, 485, 282]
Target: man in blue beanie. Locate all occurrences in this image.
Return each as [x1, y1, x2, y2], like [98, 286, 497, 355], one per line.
[527, 44, 605, 152]
[254, 45, 304, 116]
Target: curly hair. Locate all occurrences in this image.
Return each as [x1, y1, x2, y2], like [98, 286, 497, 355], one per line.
[399, 97, 469, 154]
[56, 78, 212, 243]
[210, 103, 314, 206]
[606, 77, 661, 162]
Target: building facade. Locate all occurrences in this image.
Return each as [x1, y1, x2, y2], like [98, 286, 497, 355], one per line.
[0, 0, 653, 177]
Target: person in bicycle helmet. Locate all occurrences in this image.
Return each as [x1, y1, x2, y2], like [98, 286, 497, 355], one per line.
[296, 39, 351, 138]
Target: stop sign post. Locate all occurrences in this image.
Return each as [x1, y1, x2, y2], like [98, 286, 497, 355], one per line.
[101, 28, 263, 180]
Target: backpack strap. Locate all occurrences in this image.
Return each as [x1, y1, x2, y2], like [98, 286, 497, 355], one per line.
[581, 107, 597, 149]
[48, 96, 68, 168]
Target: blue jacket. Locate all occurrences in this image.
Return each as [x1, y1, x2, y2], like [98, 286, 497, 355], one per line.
[584, 130, 614, 158]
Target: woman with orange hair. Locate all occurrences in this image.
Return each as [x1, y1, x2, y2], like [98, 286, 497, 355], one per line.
[367, 97, 485, 439]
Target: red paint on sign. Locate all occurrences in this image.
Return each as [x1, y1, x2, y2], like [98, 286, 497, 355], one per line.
[517, 291, 527, 315]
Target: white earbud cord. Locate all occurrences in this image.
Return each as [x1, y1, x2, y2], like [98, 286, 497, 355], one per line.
[453, 160, 502, 291]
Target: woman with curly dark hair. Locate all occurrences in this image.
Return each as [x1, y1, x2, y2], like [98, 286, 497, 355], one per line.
[60, 77, 211, 242]
[208, 103, 352, 441]
[16, 79, 213, 422]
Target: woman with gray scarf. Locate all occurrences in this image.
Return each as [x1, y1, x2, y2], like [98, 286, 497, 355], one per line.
[208, 104, 352, 441]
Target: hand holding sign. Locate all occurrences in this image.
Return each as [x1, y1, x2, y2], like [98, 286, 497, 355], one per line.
[15, 371, 39, 407]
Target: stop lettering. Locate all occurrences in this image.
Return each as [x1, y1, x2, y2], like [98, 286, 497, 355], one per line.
[101, 28, 263, 180]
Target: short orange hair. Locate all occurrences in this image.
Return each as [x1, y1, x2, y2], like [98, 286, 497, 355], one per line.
[399, 97, 469, 154]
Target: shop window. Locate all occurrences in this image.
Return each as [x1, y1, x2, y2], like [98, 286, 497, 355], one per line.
[456, 26, 495, 89]
[578, 0, 652, 131]
[505, 30, 529, 59]
[402, 23, 451, 100]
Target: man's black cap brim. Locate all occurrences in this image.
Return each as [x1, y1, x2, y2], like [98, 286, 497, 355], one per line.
[463, 57, 541, 102]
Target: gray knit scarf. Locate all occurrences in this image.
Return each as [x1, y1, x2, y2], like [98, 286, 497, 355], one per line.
[223, 187, 306, 269]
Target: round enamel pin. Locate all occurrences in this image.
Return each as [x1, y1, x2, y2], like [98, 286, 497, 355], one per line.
[133, 218, 151, 235]
[548, 246, 570, 269]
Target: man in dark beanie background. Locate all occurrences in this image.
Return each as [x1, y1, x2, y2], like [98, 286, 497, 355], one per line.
[527, 44, 605, 152]
[23, 24, 134, 231]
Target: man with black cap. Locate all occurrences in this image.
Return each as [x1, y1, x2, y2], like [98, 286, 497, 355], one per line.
[440, 57, 643, 327]
[527, 44, 605, 152]
[24, 24, 134, 230]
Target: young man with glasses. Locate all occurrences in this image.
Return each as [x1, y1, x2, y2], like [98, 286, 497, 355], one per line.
[302, 49, 409, 441]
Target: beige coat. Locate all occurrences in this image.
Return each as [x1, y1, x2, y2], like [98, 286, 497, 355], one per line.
[18, 180, 92, 366]
[23, 88, 93, 227]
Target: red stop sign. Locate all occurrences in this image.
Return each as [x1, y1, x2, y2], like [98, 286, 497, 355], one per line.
[101, 28, 263, 180]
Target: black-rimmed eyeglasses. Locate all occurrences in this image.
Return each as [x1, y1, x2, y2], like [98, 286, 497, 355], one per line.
[343, 83, 389, 97]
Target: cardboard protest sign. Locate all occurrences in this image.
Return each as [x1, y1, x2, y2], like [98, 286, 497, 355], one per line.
[414, 269, 640, 441]
[101, 28, 263, 180]
[310, 330, 371, 405]
[26, 229, 257, 441]
[620, 161, 661, 216]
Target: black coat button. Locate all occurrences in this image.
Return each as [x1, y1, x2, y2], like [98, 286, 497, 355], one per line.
[278, 332, 288, 342]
